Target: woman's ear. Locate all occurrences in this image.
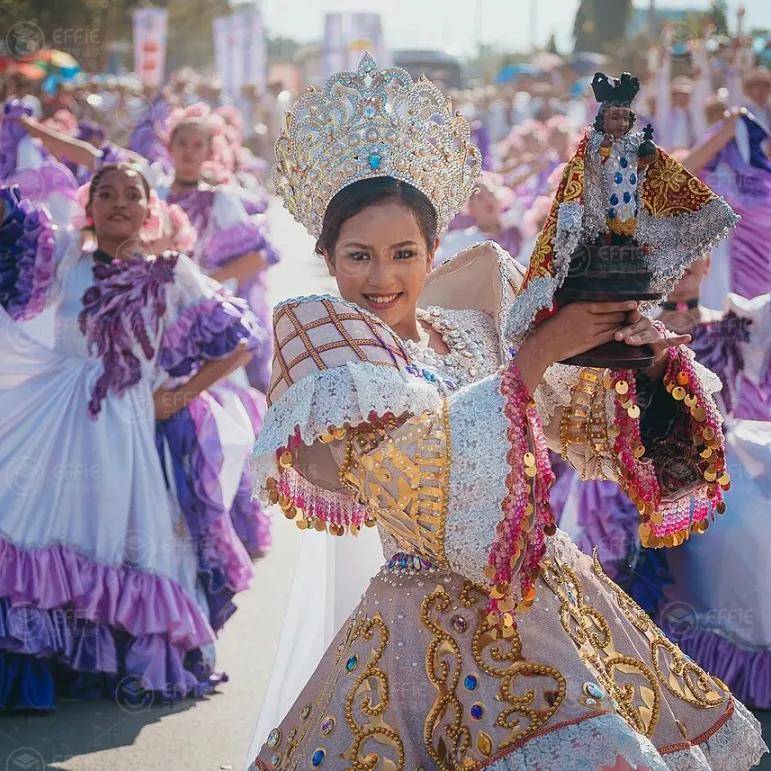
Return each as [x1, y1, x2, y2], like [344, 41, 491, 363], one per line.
[426, 237, 439, 271]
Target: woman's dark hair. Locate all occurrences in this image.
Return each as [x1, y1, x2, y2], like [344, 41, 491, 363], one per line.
[315, 177, 438, 255]
[592, 103, 637, 133]
[85, 162, 151, 231]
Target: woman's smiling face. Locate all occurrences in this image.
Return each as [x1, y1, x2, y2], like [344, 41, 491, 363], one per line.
[87, 167, 150, 242]
[323, 200, 436, 332]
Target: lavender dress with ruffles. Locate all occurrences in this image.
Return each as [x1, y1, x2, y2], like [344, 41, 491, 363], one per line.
[0, 186, 267, 708]
[163, 185, 277, 562]
[702, 114, 771, 300]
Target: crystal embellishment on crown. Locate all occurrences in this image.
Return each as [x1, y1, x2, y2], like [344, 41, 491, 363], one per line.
[273, 52, 482, 239]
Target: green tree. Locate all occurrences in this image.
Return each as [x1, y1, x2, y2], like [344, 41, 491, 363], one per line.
[546, 32, 559, 55]
[708, 0, 729, 35]
[573, 0, 633, 53]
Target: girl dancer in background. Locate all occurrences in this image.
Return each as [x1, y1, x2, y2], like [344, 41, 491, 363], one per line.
[647, 260, 770, 708]
[438, 172, 521, 265]
[680, 102, 771, 306]
[9, 100, 278, 558]
[0, 163, 266, 709]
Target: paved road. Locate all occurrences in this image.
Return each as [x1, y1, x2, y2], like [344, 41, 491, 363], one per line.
[0, 200, 769, 770]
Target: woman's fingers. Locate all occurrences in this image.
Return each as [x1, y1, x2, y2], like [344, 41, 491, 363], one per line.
[654, 333, 692, 349]
[587, 300, 638, 314]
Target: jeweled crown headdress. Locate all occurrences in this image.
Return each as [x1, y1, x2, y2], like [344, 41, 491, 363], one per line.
[273, 53, 482, 238]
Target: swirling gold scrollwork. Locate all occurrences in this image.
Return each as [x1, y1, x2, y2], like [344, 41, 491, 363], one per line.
[540, 559, 661, 737]
[342, 614, 406, 770]
[422, 585, 473, 770]
[640, 150, 715, 217]
[422, 581, 567, 768]
[463, 583, 567, 751]
[561, 155, 585, 204]
[591, 554, 725, 711]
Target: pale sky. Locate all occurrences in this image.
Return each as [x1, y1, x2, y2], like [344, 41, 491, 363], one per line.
[254, 0, 771, 57]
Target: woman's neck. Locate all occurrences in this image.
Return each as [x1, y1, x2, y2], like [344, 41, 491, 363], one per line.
[391, 313, 422, 343]
[94, 236, 144, 261]
[172, 175, 201, 192]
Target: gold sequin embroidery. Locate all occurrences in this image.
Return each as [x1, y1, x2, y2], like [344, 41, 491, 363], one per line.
[422, 581, 566, 769]
[343, 614, 405, 770]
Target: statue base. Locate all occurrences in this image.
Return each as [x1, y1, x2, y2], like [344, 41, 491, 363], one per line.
[560, 339, 655, 369]
[554, 234, 662, 370]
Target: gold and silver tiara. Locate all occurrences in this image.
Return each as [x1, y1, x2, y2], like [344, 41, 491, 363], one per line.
[273, 53, 482, 239]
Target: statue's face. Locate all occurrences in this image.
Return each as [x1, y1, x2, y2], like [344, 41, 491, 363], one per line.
[602, 105, 631, 138]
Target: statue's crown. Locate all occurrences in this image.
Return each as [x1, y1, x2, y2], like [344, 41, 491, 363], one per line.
[273, 53, 481, 238]
[591, 71, 640, 106]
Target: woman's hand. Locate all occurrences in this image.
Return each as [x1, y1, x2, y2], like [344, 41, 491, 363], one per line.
[515, 300, 639, 393]
[614, 308, 691, 380]
[154, 387, 186, 421]
[153, 341, 254, 421]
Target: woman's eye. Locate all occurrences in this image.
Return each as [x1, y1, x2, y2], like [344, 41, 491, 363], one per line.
[395, 249, 416, 260]
[348, 251, 369, 261]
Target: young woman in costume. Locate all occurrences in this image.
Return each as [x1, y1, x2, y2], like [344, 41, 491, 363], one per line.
[246, 55, 765, 769]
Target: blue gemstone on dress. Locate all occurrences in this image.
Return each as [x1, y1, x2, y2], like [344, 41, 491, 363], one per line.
[620, 156, 628, 168]
[368, 152, 381, 170]
[464, 674, 478, 691]
[364, 105, 376, 117]
[470, 703, 484, 719]
[608, 208, 616, 219]
[630, 173, 637, 185]
[609, 193, 619, 206]
[346, 655, 358, 672]
[614, 172, 623, 184]
[311, 749, 326, 767]
[623, 191, 631, 203]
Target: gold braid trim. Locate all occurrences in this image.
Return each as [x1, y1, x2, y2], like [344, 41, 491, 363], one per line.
[540, 558, 661, 737]
[342, 614, 405, 770]
[422, 581, 566, 769]
[590, 554, 726, 710]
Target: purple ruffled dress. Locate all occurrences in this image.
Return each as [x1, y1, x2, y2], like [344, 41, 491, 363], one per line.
[701, 114, 771, 301]
[163, 184, 278, 559]
[654, 298, 771, 707]
[0, 186, 268, 709]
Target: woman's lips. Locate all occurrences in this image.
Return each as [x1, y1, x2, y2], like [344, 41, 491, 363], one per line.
[362, 292, 403, 311]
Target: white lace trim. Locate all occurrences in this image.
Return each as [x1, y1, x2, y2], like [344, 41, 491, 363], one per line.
[445, 374, 509, 583]
[252, 361, 441, 491]
[487, 698, 766, 770]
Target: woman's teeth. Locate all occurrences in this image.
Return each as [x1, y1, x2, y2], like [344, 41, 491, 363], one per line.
[365, 293, 400, 305]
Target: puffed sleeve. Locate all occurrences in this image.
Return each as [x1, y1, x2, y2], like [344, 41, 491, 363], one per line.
[0, 185, 57, 321]
[157, 253, 267, 378]
[203, 188, 279, 271]
[532, 343, 730, 549]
